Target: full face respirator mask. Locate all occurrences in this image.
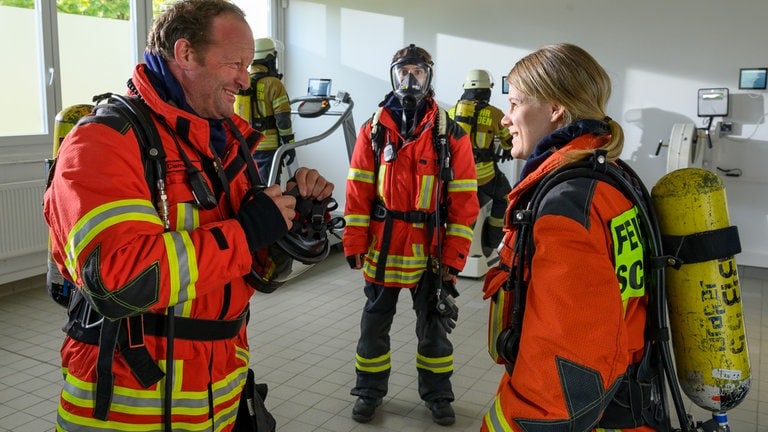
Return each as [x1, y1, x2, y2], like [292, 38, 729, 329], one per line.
[390, 45, 433, 110]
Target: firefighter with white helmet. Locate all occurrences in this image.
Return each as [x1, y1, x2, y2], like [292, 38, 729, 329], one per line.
[234, 37, 295, 183]
[449, 69, 512, 253]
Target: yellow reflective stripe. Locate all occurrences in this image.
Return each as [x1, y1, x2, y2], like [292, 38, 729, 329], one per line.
[476, 161, 496, 183]
[176, 202, 199, 231]
[256, 131, 279, 150]
[484, 396, 514, 432]
[58, 362, 248, 429]
[610, 206, 645, 308]
[235, 345, 250, 365]
[272, 94, 289, 108]
[163, 231, 196, 308]
[487, 216, 504, 228]
[64, 199, 162, 282]
[447, 223, 474, 242]
[363, 266, 423, 285]
[416, 353, 453, 373]
[447, 178, 477, 193]
[345, 214, 370, 228]
[418, 175, 435, 209]
[355, 352, 391, 373]
[211, 365, 248, 414]
[347, 167, 374, 184]
[366, 248, 427, 268]
[363, 246, 428, 285]
[377, 166, 386, 202]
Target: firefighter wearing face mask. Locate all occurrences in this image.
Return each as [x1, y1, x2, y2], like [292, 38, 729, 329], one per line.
[234, 37, 294, 184]
[448, 69, 513, 254]
[343, 44, 479, 426]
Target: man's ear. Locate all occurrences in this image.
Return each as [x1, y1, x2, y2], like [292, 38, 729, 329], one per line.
[173, 38, 195, 68]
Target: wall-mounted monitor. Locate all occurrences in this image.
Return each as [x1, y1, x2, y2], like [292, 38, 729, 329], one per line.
[739, 68, 767, 90]
[500, 76, 509, 94]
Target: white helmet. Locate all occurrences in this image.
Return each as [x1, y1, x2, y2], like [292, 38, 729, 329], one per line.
[253, 37, 280, 61]
[463, 69, 493, 90]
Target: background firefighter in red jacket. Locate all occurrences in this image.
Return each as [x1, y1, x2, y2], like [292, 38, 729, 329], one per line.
[343, 44, 479, 426]
[481, 43, 654, 431]
[43, 1, 333, 430]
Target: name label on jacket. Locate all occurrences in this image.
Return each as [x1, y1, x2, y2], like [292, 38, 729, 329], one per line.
[611, 206, 645, 301]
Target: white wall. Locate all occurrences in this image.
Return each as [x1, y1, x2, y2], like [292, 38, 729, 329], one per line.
[282, 0, 768, 267]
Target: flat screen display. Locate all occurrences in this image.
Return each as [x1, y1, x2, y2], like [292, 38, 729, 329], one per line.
[739, 68, 767, 90]
[307, 78, 332, 96]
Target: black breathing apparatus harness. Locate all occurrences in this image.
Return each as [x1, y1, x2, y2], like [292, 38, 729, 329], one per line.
[238, 67, 281, 131]
[452, 98, 492, 163]
[494, 150, 695, 431]
[368, 106, 452, 287]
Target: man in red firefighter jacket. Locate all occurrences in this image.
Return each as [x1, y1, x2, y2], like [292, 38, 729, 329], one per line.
[343, 44, 479, 426]
[43, 1, 332, 430]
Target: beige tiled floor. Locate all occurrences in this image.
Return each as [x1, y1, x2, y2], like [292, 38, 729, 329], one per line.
[0, 249, 764, 431]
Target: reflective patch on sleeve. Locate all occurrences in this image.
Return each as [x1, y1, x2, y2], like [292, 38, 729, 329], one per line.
[610, 206, 645, 302]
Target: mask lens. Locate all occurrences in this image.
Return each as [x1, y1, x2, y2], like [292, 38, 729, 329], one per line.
[390, 60, 432, 109]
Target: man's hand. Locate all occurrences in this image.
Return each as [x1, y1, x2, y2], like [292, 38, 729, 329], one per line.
[263, 184, 296, 230]
[237, 185, 294, 252]
[346, 253, 364, 269]
[286, 167, 334, 200]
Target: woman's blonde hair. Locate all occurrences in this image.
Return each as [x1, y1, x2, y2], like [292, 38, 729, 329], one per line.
[506, 43, 624, 161]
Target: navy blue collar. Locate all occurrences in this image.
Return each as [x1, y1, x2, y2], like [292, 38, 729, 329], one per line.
[143, 52, 227, 156]
[518, 119, 610, 182]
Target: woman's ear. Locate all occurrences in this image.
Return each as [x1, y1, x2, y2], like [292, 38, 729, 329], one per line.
[550, 104, 565, 124]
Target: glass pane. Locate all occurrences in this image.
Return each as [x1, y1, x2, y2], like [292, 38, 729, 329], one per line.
[152, 0, 270, 38]
[236, 0, 270, 39]
[0, 2, 45, 136]
[57, 1, 135, 108]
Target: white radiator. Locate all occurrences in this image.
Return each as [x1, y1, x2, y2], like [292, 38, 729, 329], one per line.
[0, 180, 48, 260]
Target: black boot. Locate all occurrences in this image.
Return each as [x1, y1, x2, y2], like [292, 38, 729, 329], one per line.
[352, 396, 381, 423]
[426, 399, 455, 426]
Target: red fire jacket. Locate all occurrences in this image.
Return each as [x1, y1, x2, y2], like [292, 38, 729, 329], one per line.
[482, 134, 653, 432]
[344, 99, 479, 287]
[44, 63, 270, 430]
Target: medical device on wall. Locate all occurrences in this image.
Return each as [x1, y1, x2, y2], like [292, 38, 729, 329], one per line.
[698, 88, 729, 117]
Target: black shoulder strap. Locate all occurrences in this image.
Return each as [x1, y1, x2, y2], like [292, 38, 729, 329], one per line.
[506, 150, 689, 431]
[98, 94, 167, 207]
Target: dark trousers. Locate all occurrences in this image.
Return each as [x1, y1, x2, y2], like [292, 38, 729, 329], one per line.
[254, 150, 278, 184]
[478, 171, 511, 251]
[351, 277, 454, 403]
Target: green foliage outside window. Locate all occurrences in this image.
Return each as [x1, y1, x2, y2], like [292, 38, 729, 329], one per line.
[0, 0, 166, 20]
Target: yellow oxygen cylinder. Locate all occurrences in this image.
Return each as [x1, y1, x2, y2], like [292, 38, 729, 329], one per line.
[651, 167, 751, 412]
[234, 90, 252, 123]
[234, 68, 256, 124]
[451, 99, 475, 135]
[46, 104, 94, 307]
